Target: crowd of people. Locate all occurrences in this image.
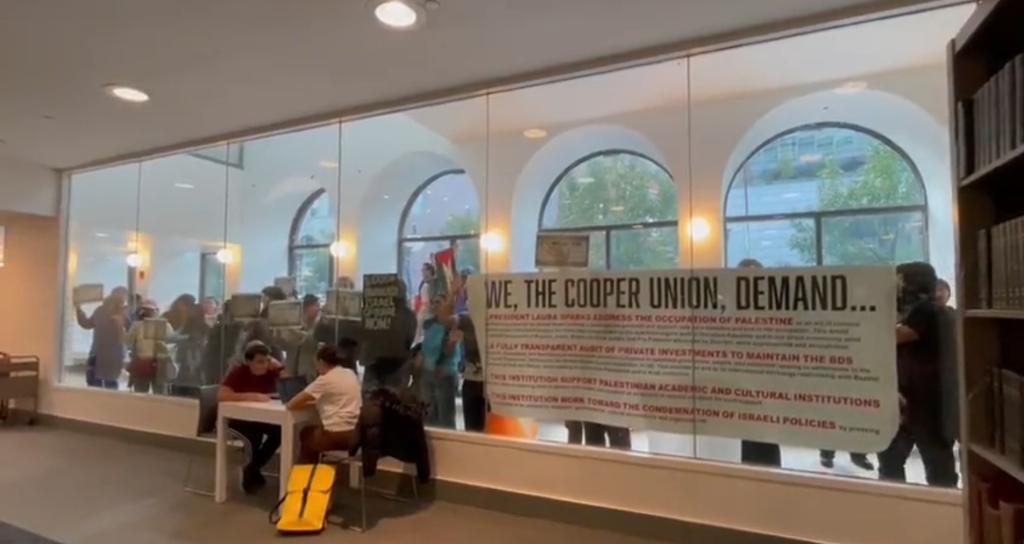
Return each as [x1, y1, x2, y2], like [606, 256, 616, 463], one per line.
[73, 257, 960, 488]
[72, 264, 486, 431]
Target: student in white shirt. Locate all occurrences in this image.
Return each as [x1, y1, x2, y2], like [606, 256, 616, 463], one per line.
[287, 342, 362, 463]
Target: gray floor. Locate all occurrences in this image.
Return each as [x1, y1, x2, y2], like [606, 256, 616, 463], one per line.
[0, 426, 674, 544]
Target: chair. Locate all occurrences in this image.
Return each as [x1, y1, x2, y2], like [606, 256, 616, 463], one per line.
[182, 385, 254, 495]
[318, 450, 419, 532]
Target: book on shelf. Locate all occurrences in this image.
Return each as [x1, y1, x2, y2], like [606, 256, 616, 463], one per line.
[959, 101, 973, 179]
[993, 223, 1004, 309]
[1010, 219, 1020, 309]
[1002, 369, 1023, 463]
[979, 228, 990, 309]
[1016, 54, 1024, 150]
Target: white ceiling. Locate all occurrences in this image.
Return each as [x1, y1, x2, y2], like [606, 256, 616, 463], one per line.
[0, 0, 942, 170]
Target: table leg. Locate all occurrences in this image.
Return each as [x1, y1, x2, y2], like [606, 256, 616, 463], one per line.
[280, 419, 295, 500]
[215, 413, 227, 503]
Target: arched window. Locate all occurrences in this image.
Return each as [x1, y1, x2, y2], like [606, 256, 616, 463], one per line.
[539, 150, 678, 270]
[724, 123, 927, 267]
[398, 170, 480, 294]
[288, 189, 335, 297]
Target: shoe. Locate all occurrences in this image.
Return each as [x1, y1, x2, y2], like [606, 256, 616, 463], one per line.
[242, 467, 267, 494]
[819, 456, 834, 469]
[851, 454, 875, 471]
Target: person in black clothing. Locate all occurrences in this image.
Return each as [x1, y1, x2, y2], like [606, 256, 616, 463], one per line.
[735, 258, 782, 467]
[877, 262, 958, 487]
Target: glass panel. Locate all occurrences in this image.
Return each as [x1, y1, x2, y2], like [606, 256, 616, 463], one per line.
[138, 144, 228, 394]
[726, 219, 816, 268]
[292, 246, 332, 298]
[402, 171, 480, 238]
[691, 4, 971, 488]
[541, 152, 677, 229]
[822, 211, 927, 266]
[63, 164, 140, 388]
[294, 191, 335, 246]
[732, 127, 927, 218]
[400, 239, 451, 308]
[488, 59, 692, 457]
[610, 226, 679, 270]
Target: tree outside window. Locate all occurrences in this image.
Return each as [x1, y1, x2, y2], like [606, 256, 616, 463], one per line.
[725, 124, 927, 269]
[540, 151, 679, 271]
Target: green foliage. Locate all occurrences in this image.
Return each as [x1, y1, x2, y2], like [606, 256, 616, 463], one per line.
[789, 143, 926, 265]
[550, 154, 679, 270]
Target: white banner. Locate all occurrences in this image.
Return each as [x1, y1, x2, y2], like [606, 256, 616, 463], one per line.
[468, 267, 900, 452]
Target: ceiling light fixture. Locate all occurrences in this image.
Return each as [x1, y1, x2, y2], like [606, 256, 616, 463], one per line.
[216, 248, 234, 264]
[370, 0, 425, 30]
[523, 128, 548, 139]
[174, 182, 195, 189]
[319, 160, 339, 169]
[125, 253, 142, 268]
[95, 232, 110, 238]
[834, 81, 868, 95]
[104, 84, 151, 103]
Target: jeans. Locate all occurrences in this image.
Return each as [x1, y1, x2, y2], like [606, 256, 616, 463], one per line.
[741, 440, 781, 467]
[878, 421, 958, 487]
[427, 369, 458, 429]
[461, 380, 486, 432]
[229, 421, 281, 473]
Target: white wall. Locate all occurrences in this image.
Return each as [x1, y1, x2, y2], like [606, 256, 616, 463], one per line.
[0, 154, 60, 216]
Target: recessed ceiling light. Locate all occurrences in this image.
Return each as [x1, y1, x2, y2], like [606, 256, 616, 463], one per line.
[95, 232, 110, 238]
[104, 84, 150, 103]
[371, 0, 424, 29]
[523, 128, 548, 139]
[319, 160, 339, 169]
[174, 182, 195, 189]
[834, 81, 868, 95]
[383, 194, 390, 199]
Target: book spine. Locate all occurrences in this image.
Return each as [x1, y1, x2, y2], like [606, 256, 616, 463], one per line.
[1009, 60, 1018, 154]
[996, 223, 1006, 309]
[979, 228, 990, 309]
[1003, 369, 1022, 462]
[1011, 219, 1019, 309]
[1018, 218, 1024, 309]
[958, 101, 968, 179]
[1017, 54, 1024, 149]
[980, 81, 989, 168]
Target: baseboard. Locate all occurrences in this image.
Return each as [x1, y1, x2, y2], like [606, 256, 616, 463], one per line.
[24, 411, 810, 544]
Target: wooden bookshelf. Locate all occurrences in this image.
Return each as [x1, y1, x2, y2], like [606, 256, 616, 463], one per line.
[964, 309, 1024, 320]
[951, 1, 1024, 543]
[970, 443, 1024, 486]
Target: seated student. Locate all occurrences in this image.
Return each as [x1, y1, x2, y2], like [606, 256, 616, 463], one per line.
[218, 341, 283, 494]
[287, 343, 362, 463]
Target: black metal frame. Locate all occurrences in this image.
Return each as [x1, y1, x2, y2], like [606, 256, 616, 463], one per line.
[722, 122, 930, 266]
[537, 149, 678, 270]
[288, 188, 335, 284]
[396, 169, 480, 272]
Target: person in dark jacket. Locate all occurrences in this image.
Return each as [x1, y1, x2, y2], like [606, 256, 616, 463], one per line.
[458, 313, 486, 432]
[877, 262, 958, 487]
[362, 281, 417, 395]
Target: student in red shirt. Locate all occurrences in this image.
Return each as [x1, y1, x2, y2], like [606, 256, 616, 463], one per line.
[218, 341, 283, 493]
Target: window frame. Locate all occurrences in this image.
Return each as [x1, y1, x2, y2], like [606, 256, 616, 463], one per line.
[288, 188, 335, 286]
[396, 168, 480, 272]
[537, 149, 678, 271]
[722, 122, 930, 266]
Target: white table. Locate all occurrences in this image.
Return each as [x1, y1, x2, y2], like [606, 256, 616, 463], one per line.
[215, 401, 316, 503]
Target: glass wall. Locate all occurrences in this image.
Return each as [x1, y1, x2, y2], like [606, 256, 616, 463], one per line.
[61, 4, 972, 489]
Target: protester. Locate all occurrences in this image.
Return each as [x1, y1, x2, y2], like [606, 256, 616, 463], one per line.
[415, 263, 437, 339]
[419, 295, 462, 429]
[288, 343, 362, 463]
[200, 299, 244, 386]
[201, 296, 220, 327]
[125, 300, 175, 394]
[736, 258, 782, 467]
[457, 312, 486, 432]
[454, 267, 472, 315]
[174, 304, 210, 387]
[936, 278, 952, 307]
[362, 280, 417, 395]
[163, 294, 197, 331]
[218, 341, 283, 494]
[878, 262, 958, 487]
[75, 287, 129, 389]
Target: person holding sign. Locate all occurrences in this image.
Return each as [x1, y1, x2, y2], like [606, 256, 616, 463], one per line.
[124, 300, 175, 394]
[74, 287, 129, 389]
